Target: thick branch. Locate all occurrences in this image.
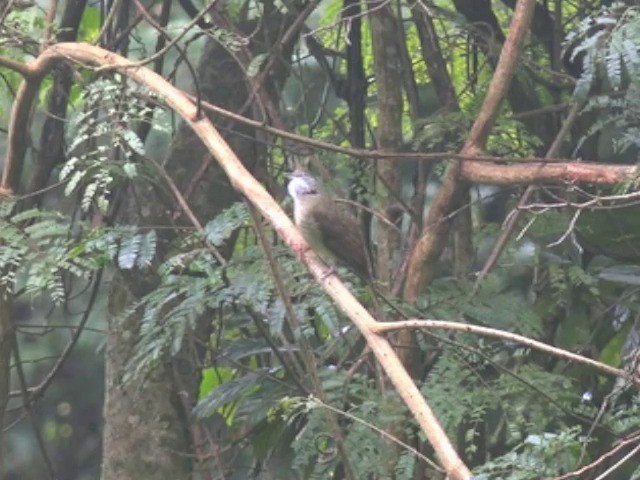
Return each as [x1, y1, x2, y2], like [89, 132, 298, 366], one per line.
[25, 0, 88, 208]
[463, 3, 535, 149]
[403, 0, 537, 301]
[462, 160, 638, 185]
[452, 0, 554, 141]
[1, 77, 43, 193]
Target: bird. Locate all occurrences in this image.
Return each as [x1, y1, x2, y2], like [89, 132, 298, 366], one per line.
[286, 169, 372, 280]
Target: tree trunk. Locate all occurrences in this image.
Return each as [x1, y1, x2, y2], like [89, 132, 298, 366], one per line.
[369, 2, 403, 287]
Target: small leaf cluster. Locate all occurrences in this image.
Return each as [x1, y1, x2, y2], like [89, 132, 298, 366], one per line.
[568, 4, 640, 154]
[473, 427, 583, 480]
[61, 77, 153, 214]
[566, 3, 640, 99]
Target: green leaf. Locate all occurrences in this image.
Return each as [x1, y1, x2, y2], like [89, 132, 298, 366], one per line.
[120, 128, 145, 155]
[79, 6, 101, 43]
[193, 371, 260, 422]
[135, 230, 157, 268]
[247, 53, 267, 78]
[123, 162, 137, 178]
[198, 367, 235, 400]
[118, 231, 142, 269]
[204, 203, 249, 246]
[64, 169, 86, 196]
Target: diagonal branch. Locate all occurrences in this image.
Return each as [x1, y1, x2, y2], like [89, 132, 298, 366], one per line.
[403, 0, 537, 301]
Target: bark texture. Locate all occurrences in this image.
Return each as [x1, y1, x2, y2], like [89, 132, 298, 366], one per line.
[369, 2, 403, 286]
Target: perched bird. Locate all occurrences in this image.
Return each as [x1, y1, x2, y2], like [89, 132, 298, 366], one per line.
[286, 169, 372, 280]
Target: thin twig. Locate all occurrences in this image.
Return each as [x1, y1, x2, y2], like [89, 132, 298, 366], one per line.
[194, 94, 583, 164]
[14, 270, 104, 404]
[474, 101, 583, 287]
[547, 207, 582, 248]
[552, 432, 640, 479]
[246, 203, 308, 390]
[96, 1, 218, 76]
[371, 319, 628, 380]
[593, 442, 640, 480]
[131, 0, 202, 120]
[40, 0, 59, 50]
[145, 156, 226, 265]
[310, 396, 443, 473]
[13, 337, 56, 479]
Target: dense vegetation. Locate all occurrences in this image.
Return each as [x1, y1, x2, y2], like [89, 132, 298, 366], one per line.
[1, 1, 640, 479]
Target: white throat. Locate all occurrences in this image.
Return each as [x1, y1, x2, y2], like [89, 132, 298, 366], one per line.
[287, 173, 319, 202]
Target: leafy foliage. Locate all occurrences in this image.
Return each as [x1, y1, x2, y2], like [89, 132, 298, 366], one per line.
[0, 198, 157, 304]
[473, 427, 583, 480]
[569, 4, 640, 156]
[61, 77, 155, 213]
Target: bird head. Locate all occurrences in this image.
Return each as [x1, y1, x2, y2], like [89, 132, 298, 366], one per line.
[286, 169, 319, 201]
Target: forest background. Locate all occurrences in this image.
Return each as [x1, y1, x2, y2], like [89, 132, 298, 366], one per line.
[1, 0, 640, 479]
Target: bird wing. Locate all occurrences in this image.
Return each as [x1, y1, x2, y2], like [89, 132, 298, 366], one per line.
[310, 204, 372, 279]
